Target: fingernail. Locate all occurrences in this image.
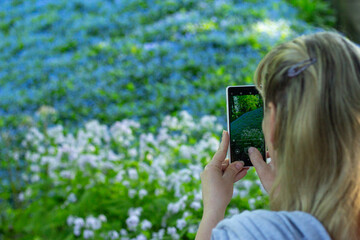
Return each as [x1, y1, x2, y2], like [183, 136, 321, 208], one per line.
[222, 130, 226, 136]
[248, 147, 255, 154]
[235, 161, 243, 169]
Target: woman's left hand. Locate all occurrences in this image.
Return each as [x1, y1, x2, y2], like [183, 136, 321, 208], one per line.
[200, 130, 248, 216]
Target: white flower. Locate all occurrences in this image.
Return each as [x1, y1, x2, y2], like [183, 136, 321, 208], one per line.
[41, 156, 57, 166]
[25, 188, 32, 197]
[141, 219, 152, 230]
[129, 148, 137, 158]
[95, 172, 105, 183]
[31, 174, 40, 182]
[122, 180, 130, 187]
[108, 150, 120, 161]
[98, 214, 107, 222]
[128, 168, 138, 180]
[154, 189, 162, 196]
[167, 227, 177, 235]
[176, 219, 186, 230]
[18, 192, 24, 201]
[86, 216, 102, 230]
[67, 215, 75, 226]
[136, 234, 147, 240]
[179, 145, 193, 159]
[83, 229, 94, 239]
[126, 215, 139, 231]
[167, 202, 180, 214]
[139, 189, 148, 199]
[228, 208, 240, 216]
[74, 226, 82, 236]
[108, 230, 119, 239]
[48, 146, 56, 155]
[239, 189, 248, 198]
[190, 201, 201, 210]
[256, 179, 267, 194]
[60, 170, 74, 179]
[249, 198, 256, 209]
[182, 211, 191, 218]
[193, 190, 202, 201]
[167, 139, 178, 148]
[120, 229, 128, 236]
[242, 180, 253, 190]
[78, 154, 98, 169]
[128, 189, 136, 198]
[162, 116, 179, 129]
[233, 187, 239, 197]
[13, 151, 20, 160]
[74, 218, 85, 228]
[157, 229, 164, 238]
[152, 229, 165, 239]
[200, 115, 217, 128]
[188, 225, 198, 233]
[67, 193, 77, 203]
[128, 207, 142, 217]
[156, 128, 169, 142]
[30, 164, 40, 172]
[166, 227, 179, 239]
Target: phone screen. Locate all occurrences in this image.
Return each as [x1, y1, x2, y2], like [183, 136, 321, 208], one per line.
[227, 86, 265, 166]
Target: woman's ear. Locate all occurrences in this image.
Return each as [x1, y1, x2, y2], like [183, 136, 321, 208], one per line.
[267, 102, 276, 145]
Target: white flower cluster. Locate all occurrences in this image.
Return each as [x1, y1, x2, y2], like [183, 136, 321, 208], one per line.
[110, 119, 140, 148]
[21, 111, 226, 192]
[22, 119, 141, 183]
[67, 214, 107, 238]
[167, 169, 193, 197]
[127, 188, 148, 199]
[126, 207, 142, 231]
[62, 192, 77, 208]
[20, 110, 267, 238]
[190, 190, 202, 211]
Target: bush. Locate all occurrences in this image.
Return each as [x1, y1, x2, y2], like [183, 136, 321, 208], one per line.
[1, 112, 268, 239]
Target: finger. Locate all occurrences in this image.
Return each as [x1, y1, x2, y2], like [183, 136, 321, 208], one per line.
[223, 161, 244, 181]
[221, 159, 229, 171]
[248, 147, 270, 177]
[234, 168, 248, 182]
[210, 130, 230, 167]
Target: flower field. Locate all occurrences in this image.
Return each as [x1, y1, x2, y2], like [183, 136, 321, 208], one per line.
[0, 0, 333, 239]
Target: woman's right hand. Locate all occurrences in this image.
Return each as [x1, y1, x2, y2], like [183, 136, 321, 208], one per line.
[248, 147, 276, 193]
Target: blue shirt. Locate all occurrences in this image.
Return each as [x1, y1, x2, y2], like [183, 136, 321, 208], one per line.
[211, 210, 331, 240]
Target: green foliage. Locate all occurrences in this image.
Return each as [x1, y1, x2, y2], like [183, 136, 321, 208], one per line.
[231, 95, 263, 122]
[286, 0, 336, 27]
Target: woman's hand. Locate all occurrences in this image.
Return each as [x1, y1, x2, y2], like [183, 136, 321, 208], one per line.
[200, 130, 248, 216]
[248, 147, 276, 193]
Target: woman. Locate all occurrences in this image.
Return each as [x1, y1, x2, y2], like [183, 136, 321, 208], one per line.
[195, 31, 360, 240]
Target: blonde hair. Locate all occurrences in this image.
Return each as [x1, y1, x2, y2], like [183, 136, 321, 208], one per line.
[254, 31, 360, 240]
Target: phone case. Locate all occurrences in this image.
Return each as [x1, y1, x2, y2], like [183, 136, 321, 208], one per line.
[226, 85, 266, 166]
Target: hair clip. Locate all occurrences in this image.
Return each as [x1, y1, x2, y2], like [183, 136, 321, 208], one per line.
[287, 58, 317, 78]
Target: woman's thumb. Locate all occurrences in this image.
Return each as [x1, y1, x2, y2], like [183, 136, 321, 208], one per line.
[223, 161, 244, 180]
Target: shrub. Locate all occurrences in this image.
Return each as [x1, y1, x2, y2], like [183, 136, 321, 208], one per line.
[1, 112, 268, 239]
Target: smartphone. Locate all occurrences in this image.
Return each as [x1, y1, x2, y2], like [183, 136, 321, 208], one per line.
[226, 85, 266, 166]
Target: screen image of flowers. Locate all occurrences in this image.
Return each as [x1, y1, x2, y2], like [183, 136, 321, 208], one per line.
[0, 0, 334, 239]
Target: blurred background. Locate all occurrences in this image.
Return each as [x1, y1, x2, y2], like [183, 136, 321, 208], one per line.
[0, 0, 358, 239]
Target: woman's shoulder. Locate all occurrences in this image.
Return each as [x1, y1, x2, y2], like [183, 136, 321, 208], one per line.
[211, 210, 331, 240]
